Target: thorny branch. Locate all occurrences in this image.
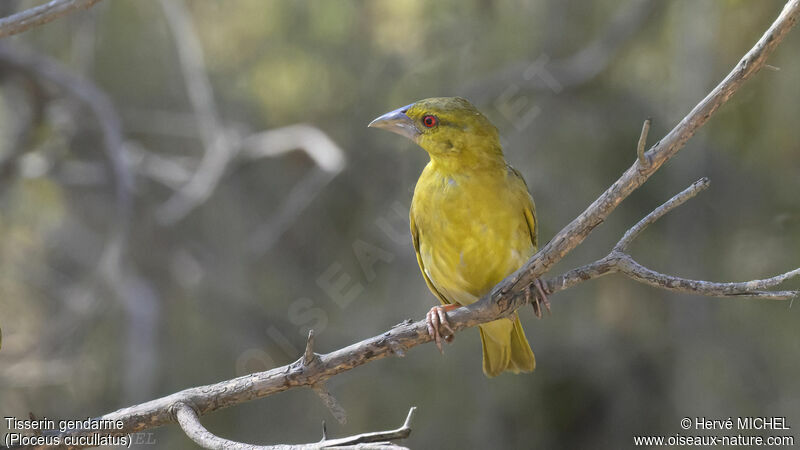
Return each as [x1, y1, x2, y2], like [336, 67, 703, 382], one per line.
[303, 331, 348, 425]
[0, 0, 105, 38]
[175, 402, 415, 450]
[16, 1, 800, 449]
[636, 118, 651, 166]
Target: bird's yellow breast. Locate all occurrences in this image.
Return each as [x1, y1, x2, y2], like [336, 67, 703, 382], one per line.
[411, 162, 535, 306]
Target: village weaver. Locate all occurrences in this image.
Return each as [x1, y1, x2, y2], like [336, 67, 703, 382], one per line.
[369, 97, 549, 377]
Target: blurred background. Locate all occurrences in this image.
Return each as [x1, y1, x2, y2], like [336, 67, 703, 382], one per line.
[1, 0, 799, 448]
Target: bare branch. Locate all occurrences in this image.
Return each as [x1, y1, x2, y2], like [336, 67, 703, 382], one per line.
[315, 407, 414, 448]
[614, 256, 800, 300]
[174, 401, 412, 450]
[472, 0, 800, 321]
[545, 178, 800, 300]
[545, 253, 800, 302]
[0, 0, 104, 38]
[25, 2, 800, 449]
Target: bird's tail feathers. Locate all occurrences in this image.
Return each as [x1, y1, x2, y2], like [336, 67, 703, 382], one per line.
[479, 313, 535, 377]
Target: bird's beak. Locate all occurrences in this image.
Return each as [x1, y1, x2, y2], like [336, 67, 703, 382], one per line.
[368, 103, 420, 142]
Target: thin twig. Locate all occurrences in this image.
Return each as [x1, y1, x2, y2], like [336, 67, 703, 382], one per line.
[0, 0, 104, 38]
[545, 178, 799, 300]
[303, 330, 316, 366]
[614, 177, 709, 252]
[311, 384, 347, 425]
[636, 118, 652, 166]
[545, 246, 800, 301]
[615, 256, 799, 300]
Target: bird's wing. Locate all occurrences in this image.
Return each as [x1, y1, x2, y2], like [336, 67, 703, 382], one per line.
[509, 166, 538, 250]
[410, 212, 452, 306]
[524, 201, 538, 250]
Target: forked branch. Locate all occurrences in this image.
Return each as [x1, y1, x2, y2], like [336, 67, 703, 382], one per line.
[545, 177, 800, 300]
[19, 1, 800, 449]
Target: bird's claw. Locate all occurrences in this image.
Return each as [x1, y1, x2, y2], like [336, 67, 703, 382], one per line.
[530, 278, 551, 319]
[426, 305, 456, 353]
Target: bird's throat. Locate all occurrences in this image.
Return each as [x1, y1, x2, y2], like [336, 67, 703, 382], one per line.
[426, 149, 507, 175]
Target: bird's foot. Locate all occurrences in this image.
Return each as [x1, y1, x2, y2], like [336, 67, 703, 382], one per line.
[528, 278, 551, 319]
[426, 304, 459, 353]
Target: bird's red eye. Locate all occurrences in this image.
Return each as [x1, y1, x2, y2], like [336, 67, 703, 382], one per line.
[422, 115, 438, 128]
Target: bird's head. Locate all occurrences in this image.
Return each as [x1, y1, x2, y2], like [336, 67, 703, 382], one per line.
[369, 97, 503, 163]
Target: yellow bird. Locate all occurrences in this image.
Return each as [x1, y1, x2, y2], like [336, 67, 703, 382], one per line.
[369, 97, 549, 377]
